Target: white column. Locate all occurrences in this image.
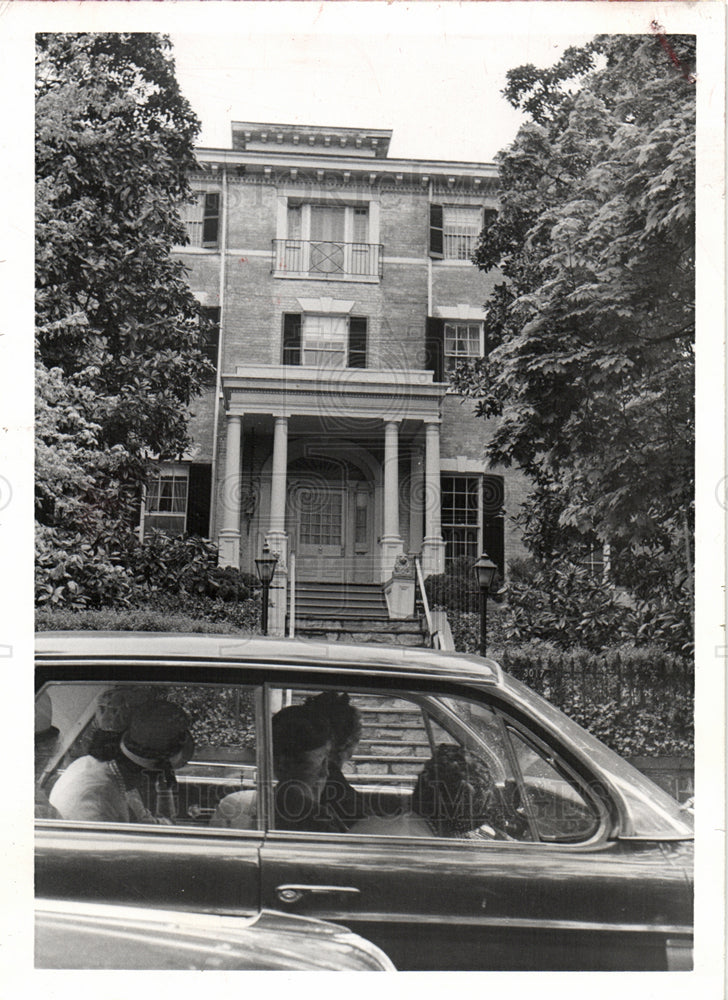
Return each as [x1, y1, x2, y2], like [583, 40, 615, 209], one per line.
[380, 419, 404, 579]
[409, 445, 425, 554]
[266, 416, 289, 636]
[268, 417, 288, 537]
[218, 413, 242, 567]
[422, 420, 445, 576]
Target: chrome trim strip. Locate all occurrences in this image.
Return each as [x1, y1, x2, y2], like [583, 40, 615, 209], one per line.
[342, 913, 693, 935]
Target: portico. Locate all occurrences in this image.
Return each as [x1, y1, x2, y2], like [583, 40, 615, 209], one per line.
[218, 365, 447, 594]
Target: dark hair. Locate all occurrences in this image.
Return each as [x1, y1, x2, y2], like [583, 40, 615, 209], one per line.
[86, 728, 123, 761]
[304, 691, 361, 749]
[272, 704, 331, 765]
[412, 745, 502, 836]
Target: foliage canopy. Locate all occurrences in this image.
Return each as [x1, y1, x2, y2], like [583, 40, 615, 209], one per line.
[451, 34, 695, 610]
[35, 33, 211, 534]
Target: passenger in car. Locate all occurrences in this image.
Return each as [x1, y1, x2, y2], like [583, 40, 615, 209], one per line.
[304, 692, 367, 828]
[79, 687, 154, 762]
[35, 691, 60, 819]
[349, 745, 509, 839]
[272, 704, 347, 833]
[49, 699, 194, 825]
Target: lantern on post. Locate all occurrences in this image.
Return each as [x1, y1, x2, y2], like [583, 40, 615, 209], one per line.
[255, 542, 279, 636]
[473, 552, 498, 657]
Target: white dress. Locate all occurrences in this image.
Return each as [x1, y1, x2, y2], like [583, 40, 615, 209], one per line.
[49, 756, 157, 824]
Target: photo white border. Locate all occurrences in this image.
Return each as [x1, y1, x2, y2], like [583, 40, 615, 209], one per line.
[1, 2, 724, 996]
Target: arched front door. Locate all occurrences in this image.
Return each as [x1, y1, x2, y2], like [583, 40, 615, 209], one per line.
[286, 456, 376, 583]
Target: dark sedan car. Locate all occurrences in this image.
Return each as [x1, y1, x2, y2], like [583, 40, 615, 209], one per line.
[35, 632, 693, 972]
[35, 898, 395, 970]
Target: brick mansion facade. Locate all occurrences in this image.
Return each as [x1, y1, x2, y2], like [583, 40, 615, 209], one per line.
[143, 122, 531, 631]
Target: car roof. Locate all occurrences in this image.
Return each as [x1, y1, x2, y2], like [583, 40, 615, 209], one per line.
[35, 631, 503, 684]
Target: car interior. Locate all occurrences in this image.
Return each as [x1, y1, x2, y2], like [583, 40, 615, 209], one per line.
[36, 679, 602, 843]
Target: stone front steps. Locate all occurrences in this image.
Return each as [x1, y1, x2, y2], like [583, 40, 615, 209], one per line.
[294, 619, 427, 646]
[291, 580, 429, 647]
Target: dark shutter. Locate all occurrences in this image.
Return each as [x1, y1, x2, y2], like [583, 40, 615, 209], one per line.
[429, 203, 444, 258]
[202, 193, 220, 246]
[200, 307, 220, 379]
[282, 313, 302, 365]
[482, 475, 505, 578]
[186, 464, 212, 538]
[425, 317, 445, 382]
[348, 316, 367, 368]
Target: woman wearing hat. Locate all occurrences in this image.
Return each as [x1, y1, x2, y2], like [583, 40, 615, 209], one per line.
[49, 698, 194, 824]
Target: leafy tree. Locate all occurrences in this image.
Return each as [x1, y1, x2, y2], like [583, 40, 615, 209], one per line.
[452, 34, 695, 616]
[35, 33, 211, 533]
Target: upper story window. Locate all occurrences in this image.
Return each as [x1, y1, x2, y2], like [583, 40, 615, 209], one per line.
[283, 313, 367, 369]
[444, 322, 483, 372]
[181, 191, 220, 248]
[273, 200, 381, 280]
[430, 204, 491, 260]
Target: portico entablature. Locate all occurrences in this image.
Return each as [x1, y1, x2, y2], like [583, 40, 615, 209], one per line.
[221, 364, 445, 423]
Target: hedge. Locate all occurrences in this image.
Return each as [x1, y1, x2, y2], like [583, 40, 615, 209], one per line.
[36, 594, 261, 636]
[444, 618, 694, 758]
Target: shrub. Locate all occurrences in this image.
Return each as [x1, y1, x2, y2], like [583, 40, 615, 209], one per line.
[36, 593, 261, 635]
[498, 557, 692, 656]
[445, 608, 508, 653]
[35, 525, 260, 612]
[424, 557, 497, 613]
[35, 524, 135, 610]
[127, 531, 258, 602]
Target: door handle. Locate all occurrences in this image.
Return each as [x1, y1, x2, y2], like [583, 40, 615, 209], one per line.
[275, 884, 361, 905]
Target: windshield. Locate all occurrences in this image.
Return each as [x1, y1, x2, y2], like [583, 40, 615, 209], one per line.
[495, 674, 693, 840]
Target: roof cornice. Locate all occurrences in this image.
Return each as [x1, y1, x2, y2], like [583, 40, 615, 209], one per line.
[194, 147, 498, 187]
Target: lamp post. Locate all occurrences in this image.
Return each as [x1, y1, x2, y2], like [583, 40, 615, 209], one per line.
[255, 542, 278, 636]
[473, 552, 498, 657]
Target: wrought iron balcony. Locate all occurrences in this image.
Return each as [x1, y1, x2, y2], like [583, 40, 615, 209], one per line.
[272, 239, 383, 280]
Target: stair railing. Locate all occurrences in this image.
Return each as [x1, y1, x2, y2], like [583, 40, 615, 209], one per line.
[288, 552, 296, 638]
[414, 556, 441, 649]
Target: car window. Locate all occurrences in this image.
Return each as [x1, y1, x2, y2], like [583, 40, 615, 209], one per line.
[36, 682, 259, 828]
[266, 685, 601, 844]
[506, 726, 600, 841]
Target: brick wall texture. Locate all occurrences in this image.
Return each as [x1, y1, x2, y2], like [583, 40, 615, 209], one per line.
[177, 170, 531, 572]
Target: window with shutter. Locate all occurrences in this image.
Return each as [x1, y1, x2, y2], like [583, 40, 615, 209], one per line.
[181, 190, 221, 248]
[202, 193, 220, 247]
[425, 317, 445, 382]
[283, 313, 367, 369]
[429, 204, 444, 258]
[348, 317, 367, 368]
[482, 475, 505, 578]
[442, 205, 481, 260]
[282, 314, 302, 365]
[186, 464, 212, 538]
[200, 307, 220, 378]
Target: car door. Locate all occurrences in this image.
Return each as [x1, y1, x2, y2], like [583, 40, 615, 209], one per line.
[258, 677, 690, 970]
[35, 671, 265, 918]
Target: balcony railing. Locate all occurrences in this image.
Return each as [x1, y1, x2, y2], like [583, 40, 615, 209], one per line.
[272, 239, 383, 280]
